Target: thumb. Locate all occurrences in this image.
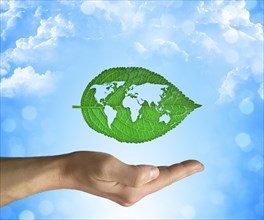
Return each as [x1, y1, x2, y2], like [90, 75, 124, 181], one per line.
[114, 163, 160, 187]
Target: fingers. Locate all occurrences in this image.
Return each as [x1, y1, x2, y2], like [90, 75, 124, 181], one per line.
[110, 159, 203, 189]
[110, 160, 204, 207]
[111, 161, 160, 187]
[106, 159, 204, 207]
[143, 160, 204, 195]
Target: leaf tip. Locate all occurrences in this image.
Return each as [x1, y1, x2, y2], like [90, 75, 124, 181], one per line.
[194, 103, 202, 109]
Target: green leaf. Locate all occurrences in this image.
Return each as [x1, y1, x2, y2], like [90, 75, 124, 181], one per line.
[73, 67, 201, 143]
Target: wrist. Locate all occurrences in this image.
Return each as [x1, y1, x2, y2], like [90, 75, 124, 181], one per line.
[57, 152, 80, 190]
[27, 155, 68, 194]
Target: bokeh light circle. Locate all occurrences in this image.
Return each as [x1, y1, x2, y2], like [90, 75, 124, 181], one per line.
[235, 132, 252, 150]
[239, 98, 254, 114]
[22, 106, 38, 121]
[19, 210, 35, 220]
[39, 199, 54, 216]
[248, 155, 263, 172]
[1, 118, 16, 132]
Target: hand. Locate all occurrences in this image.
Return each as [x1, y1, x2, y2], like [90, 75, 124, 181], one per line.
[62, 151, 205, 206]
[0, 151, 204, 207]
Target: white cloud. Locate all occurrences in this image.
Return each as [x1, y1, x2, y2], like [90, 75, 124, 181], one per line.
[134, 42, 147, 54]
[133, 38, 189, 61]
[81, 1, 107, 15]
[223, 28, 239, 44]
[0, 57, 11, 75]
[1, 14, 74, 75]
[80, 1, 144, 31]
[34, 6, 43, 18]
[0, 1, 25, 40]
[194, 1, 263, 102]
[40, 14, 74, 38]
[194, 32, 221, 53]
[221, 2, 250, 26]
[153, 39, 189, 61]
[78, 1, 262, 102]
[195, 2, 262, 47]
[253, 23, 264, 41]
[0, 66, 55, 98]
[0, 1, 39, 40]
[17, 14, 74, 49]
[140, 40, 188, 61]
[217, 67, 250, 103]
[197, 0, 250, 26]
[1, 0, 262, 103]
[196, 1, 262, 43]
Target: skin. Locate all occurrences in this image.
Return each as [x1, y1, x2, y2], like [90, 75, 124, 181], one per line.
[0, 151, 204, 207]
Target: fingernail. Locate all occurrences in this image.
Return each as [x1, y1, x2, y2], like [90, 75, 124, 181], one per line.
[195, 163, 205, 172]
[149, 167, 159, 180]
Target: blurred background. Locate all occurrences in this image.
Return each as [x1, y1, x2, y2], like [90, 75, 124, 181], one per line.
[1, 0, 263, 219]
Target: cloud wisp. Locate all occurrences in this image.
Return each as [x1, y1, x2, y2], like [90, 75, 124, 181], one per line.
[0, 66, 55, 98]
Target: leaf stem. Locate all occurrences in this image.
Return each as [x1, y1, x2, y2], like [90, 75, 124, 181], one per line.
[72, 105, 82, 108]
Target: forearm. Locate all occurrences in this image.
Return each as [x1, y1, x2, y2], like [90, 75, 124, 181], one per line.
[0, 154, 68, 207]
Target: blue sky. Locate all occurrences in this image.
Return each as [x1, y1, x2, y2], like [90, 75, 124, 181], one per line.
[0, 0, 263, 219]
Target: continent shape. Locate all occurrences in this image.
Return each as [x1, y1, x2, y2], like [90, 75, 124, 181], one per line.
[92, 82, 170, 127]
[91, 81, 125, 127]
[123, 83, 169, 122]
[91, 81, 125, 104]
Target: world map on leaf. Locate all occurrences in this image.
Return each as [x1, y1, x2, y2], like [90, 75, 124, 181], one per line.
[73, 67, 201, 143]
[92, 82, 169, 127]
